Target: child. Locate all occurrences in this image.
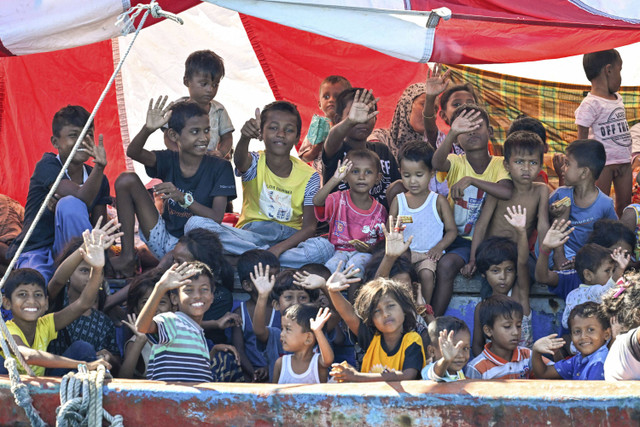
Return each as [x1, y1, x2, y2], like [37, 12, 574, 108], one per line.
[0, 229, 111, 376]
[575, 49, 632, 217]
[327, 270, 426, 382]
[322, 88, 401, 210]
[8, 105, 110, 283]
[136, 261, 240, 382]
[298, 75, 352, 175]
[390, 141, 457, 304]
[472, 206, 533, 355]
[548, 139, 617, 269]
[532, 302, 610, 380]
[507, 115, 549, 184]
[422, 316, 471, 382]
[465, 295, 539, 379]
[313, 150, 387, 281]
[231, 249, 281, 382]
[165, 50, 234, 158]
[431, 105, 512, 316]
[190, 101, 334, 268]
[465, 131, 549, 276]
[274, 304, 334, 384]
[112, 99, 236, 277]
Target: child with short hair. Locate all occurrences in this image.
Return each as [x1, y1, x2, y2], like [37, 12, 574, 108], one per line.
[532, 302, 610, 380]
[112, 99, 236, 277]
[431, 105, 512, 316]
[422, 316, 471, 382]
[313, 149, 387, 283]
[507, 115, 549, 184]
[9, 105, 110, 283]
[274, 304, 334, 384]
[576, 49, 631, 217]
[548, 139, 617, 269]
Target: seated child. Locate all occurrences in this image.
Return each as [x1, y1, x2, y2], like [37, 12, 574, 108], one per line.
[9, 105, 110, 283]
[507, 115, 549, 184]
[422, 316, 471, 382]
[465, 295, 540, 379]
[431, 104, 512, 316]
[192, 101, 334, 268]
[0, 229, 111, 376]
[313, 150, 387, 279]
[389, 141, 457, 305]
[112, 99, 236, 277]
[620, 204, 640, 262]
[136, 261, 240, 382]
[274, 304, 334, 384]
[532, 302, 610, 380]
[548, 139, 617, 269]
[576, 49, 631, 217]
[323, 88, 401, 210]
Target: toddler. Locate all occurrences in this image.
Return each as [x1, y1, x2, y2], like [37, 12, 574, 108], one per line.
[422, 316, 471, 382]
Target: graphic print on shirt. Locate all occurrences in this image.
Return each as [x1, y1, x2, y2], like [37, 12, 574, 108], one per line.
[259, 182, 292, 222]
[597, 107, 631, 147]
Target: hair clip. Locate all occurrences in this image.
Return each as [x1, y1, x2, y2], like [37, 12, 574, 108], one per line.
[613, 277, 627, 298]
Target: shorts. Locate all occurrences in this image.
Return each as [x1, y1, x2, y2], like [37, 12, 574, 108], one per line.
[411, 251, 437, 274]
[445, 235, 472, 263]
[139, 216, 179, 259]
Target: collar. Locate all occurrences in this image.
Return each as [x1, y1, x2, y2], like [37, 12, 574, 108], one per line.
[483, 342, 523, 365]
[56, 154, 89, 183]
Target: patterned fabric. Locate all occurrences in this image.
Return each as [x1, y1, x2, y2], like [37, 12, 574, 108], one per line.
[0, 194, 24, 244]
[210, 350, 244, 382]
[465, 343, 535, 379]
[49, 309, 119, 358]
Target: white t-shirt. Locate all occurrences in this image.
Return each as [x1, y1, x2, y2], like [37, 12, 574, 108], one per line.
[604, 327, 640, 380]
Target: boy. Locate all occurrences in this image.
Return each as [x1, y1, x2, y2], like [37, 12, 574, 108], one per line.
[0, 229, 111, 376]
[465, 131, 549, 276]
[112, 99, 236, 277]
[430, 105, 512, 316]
[507, 115, 549, 184]
[389, 142, 457, 304]
[165, 50, 234, 158]
[9, 105, 110, 283]
[191, 101, 334, 268]
[532, 302, 610, 380]
[465, 295, 539, 379]
[422, 316, 471, 382]
[548, 139, 617, 268]
[136, 261, 240, 382]
[322, 88, 401, 210]
[576, 49, 631, 217]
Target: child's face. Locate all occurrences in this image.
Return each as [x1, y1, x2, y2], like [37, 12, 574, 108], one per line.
[505, 150, 542, 184]
[275, 290, 310, 314]
[2, 283, 48, 322]
[51, 124, 94, 164]
[585, 259, 614, 286]
[280, 316, 312, 352]
[262, 110, 299, 156]
[172, 242, 194, 264]
[433, 330, 471, 373]
[343, 101, 376, 141]
[570, 315, 610, 357]
[409, 94, 427, 134]
[484, 312, 522, 354]
[372, 294, 405, 336]
[606, 59, 622, 94]
[563, 153, 586, 186]
[68, 260, 99, 303]
[344, 156, 380, 195]
[456, 116, 491, 152]
[440, 90, 476, 123]
[483, 261, 516, 296]
[171, 275, 214, 321]
[137, 288, 173, 315]
[184, 71, 220, 107]
[319, 82, 350, 121]
[400, 159, 432, 196]
[171, 114, 211, 156]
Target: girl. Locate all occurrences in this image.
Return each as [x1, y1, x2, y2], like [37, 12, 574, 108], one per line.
[327, 262, 426, 381]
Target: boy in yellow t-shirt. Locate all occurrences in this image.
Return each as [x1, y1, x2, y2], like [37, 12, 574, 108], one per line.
[430, 105, 512, 316]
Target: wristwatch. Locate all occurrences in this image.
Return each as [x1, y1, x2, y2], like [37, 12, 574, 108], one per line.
[179, 192, 194, 209]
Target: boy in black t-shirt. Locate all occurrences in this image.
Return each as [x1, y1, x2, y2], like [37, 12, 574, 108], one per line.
[8, 105, 110, 283]
[112, 99, 236, 277]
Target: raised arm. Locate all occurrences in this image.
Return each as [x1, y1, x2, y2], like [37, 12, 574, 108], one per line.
[536, 184, 550, 248]
[433, 109, 482, 172]
[424, 65, 450, 147]
[310, 307, 335, 368]
[531, 334, 564, 379]
[432, 329, 467, 378]
[464, 195, 497, 277]
[505, 205, 531, 315]
[375, 217, 413, 279]
[535, 219, 574, 286]
[313, 159, 351, 207]
[127, 97, 172, 167]
[250, 263, 276, 344]
[55, 135, 108, 206]
[235, 108, 261, 174]
[326, 262, 363, 336]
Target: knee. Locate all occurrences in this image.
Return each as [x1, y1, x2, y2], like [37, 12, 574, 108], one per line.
[185, 217, 223, 234]
[436, 254, 462, 279]
[56, 195, 85, 215]
[66, 340, 97, 361]
[115, 172, 143, 191]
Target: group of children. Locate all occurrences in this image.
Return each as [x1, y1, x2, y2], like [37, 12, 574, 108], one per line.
[2, 46, 640, 384]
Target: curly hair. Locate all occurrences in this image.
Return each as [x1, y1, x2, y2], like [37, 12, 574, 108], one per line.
[600, 271, 640, 333]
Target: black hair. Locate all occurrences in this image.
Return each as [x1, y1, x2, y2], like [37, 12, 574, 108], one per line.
[176, 228, 234, 292]
[503, 130, 545, 163]
[283, 303, 319, 333]
[299, 263, 331, 281]
[575, 243, 612, 283]
[363, 246, 418, 284]
[475, 237, 518, 276]
[260, 100, 302, 139]
[125, 268, 165, 315]
[587, 219, 637, 250]
[320, 75, 351, 90]
[4, 269, 47, 301]
[439, 83, 478, 113]
[565, 139, 606, 180]
[601, 271, 640, 332]
[354, 277, 417, 333]
[187, 261, 215, 290]
[583, 49, 621, 81]
[168, 101, 208, 135]
[479, 294, 524, 332]
[569, 301, 610, 331]
[427, 316, 470, 348]
[237, 249, 280, 285]
[398, 140, 435, 170]
[346, 148, 381, 173]
[334, 87, 378, 123]
[450, 104, 490, 127]
[184, 49, 225, 82]
[507, 114, 547, 144]
[52, 105, 92, 137]
[272, 270, 319, 302]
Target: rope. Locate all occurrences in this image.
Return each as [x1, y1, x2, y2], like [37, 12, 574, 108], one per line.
[3, 358, 45, 427]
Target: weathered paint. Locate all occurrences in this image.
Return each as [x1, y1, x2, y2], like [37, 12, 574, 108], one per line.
[1, 377, 639, 426]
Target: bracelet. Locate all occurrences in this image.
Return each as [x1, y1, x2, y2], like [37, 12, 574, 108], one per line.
[179, 192, 194, 209]
[422, 110, 436, 120]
